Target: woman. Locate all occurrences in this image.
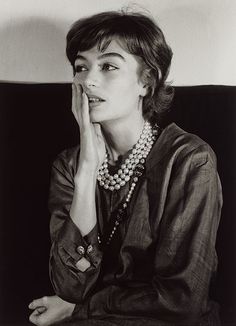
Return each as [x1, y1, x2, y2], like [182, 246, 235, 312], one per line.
[29, 10, 222, 326]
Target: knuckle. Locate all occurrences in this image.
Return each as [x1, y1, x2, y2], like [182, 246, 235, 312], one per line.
[42, 296, 48, 304]
[29, 315, 36, 324]
[38, 320, 44, 326]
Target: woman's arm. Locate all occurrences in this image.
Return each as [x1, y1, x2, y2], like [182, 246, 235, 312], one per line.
[70, 82, 106, 236]
[49, 82, 106, 304]
[71, 144, 222, 323]
[49, 152, 102, 304]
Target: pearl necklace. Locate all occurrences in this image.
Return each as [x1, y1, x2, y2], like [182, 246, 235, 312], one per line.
[97, 123, 162, 247]
[97, 121, 157, 191]
[98, 162, 146, 246]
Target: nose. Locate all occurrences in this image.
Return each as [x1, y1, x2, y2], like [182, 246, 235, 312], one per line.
[83, 68, 100, 89]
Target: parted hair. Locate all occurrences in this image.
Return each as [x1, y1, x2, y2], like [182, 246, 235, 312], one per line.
[66, 10, 174, 121]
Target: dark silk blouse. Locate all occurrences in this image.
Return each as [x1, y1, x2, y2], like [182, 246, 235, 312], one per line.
[49, 123, 222, 326]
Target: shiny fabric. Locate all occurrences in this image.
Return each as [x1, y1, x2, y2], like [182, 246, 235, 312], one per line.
[49, 123, 222, 325]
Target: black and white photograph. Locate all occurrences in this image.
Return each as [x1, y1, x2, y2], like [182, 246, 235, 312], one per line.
[0, 0, 236, 325]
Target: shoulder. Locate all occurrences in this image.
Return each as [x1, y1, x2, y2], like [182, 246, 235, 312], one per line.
[148, 123, 217, 170]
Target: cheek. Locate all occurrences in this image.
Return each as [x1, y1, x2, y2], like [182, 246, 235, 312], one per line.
[73, 74, 83, 87]
[107, 76, 140, 95]
[122, 73, 143, 94]
[74, 73, 85, 82]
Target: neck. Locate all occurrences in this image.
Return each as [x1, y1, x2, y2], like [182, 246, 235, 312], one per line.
[101, 114, 145, 163]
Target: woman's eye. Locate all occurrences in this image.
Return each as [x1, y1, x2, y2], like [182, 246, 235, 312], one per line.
[102, 63, 117, 71]
[75, 65, 87, 73]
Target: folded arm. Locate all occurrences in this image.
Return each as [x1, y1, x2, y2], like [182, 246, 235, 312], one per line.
[49, 152, 103, 304]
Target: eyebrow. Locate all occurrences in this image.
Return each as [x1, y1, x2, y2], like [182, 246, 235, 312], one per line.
[75, 52, 126, 62]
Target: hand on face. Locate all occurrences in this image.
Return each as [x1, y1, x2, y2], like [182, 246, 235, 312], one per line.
[72, 78, 106, 176]
[28, 295, 75, 326]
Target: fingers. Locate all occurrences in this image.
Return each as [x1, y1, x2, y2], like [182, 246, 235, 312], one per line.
[29, 309, 40, 325]
[81, 91, 90, 128]
[71, 82, 82, 125]
[72, 80, 90, 129]
[28, 296, 48, 310]
[71, 83, 78, 123]
[29, 308, 47, 326]
[36, 306, 47, 314]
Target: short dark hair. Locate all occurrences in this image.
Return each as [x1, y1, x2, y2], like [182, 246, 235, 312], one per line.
[66, 11, 174, 121]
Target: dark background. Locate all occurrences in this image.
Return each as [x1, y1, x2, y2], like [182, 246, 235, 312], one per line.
[0, 83, 236, 325]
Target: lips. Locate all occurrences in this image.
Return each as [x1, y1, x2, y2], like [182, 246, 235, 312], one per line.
[87, 94, 105, 103]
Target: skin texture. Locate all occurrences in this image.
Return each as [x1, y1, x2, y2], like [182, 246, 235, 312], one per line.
[28, 295, 75, 326]
[29, 39, 148, 325]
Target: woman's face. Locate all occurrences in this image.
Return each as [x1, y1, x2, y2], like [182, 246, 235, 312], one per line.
[74, 39, 147, 125]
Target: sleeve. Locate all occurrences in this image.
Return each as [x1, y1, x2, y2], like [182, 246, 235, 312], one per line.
[48, 151, 103, 307]
[73, 144, 222, 324]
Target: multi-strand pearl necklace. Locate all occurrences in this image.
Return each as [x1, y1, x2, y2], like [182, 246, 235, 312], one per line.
[97, 121, 162, 247]
[98, 162, 146, 246]
[97, 121, 157, 191]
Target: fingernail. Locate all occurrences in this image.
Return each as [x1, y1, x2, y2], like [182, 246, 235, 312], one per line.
[36, 306, 47, 313]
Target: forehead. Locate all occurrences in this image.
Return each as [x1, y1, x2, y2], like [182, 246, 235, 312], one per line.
[76, 39, 125, 55]
[75, 39, 142, 67]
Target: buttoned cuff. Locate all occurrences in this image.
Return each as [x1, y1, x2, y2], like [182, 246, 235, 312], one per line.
[56, 217, 102, 273]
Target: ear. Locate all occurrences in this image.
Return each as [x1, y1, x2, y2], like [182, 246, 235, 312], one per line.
[139, 68, 152, 97]
[139, 83, 149, 97]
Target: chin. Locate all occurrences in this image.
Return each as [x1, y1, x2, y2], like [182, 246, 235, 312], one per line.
[89, 112, 104, 124]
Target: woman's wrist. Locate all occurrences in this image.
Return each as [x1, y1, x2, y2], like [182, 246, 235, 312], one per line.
[75, 163, 98, 185]
[70, 163, 97, 236]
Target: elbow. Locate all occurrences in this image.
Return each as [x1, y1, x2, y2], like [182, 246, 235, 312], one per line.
[49, 260, 85, 303]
